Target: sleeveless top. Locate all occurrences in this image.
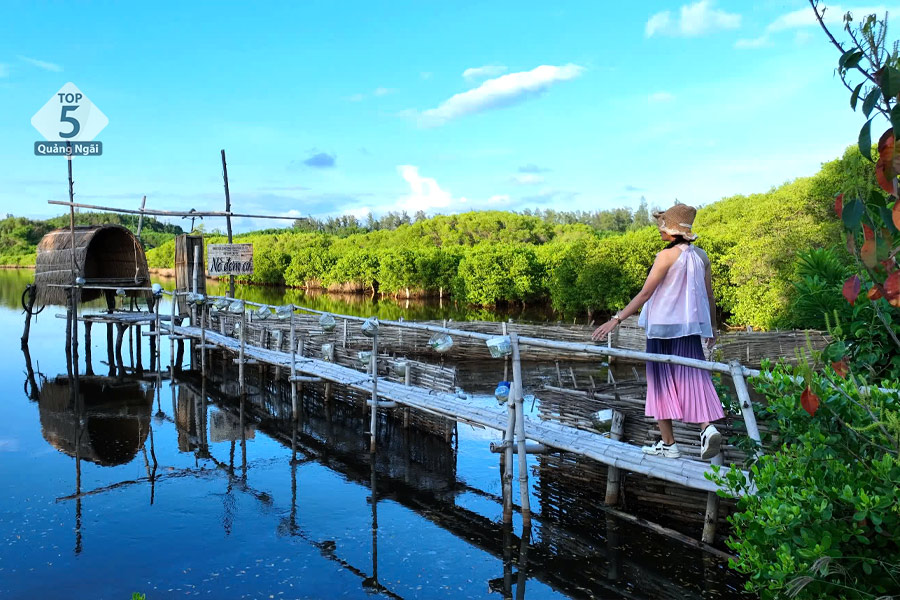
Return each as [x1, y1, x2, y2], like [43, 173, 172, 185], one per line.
[637, 244, 714, 339]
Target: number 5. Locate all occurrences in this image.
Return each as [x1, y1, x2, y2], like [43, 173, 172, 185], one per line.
[59, 105, 80, 139]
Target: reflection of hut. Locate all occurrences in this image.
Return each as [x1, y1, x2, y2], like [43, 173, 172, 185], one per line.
[34, 224, 151, 306]
[39, 376, 152, 467]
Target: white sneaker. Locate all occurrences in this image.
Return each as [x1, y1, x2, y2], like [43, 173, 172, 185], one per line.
[642, 440, 681, 458]
[700, 425, 722, 459]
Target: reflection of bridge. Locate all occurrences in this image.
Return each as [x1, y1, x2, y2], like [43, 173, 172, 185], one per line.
[174, 359, 744, 600]
[21, 341, 750, 598]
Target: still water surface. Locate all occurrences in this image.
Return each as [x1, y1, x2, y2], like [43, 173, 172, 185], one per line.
[0, 269, 750, 599]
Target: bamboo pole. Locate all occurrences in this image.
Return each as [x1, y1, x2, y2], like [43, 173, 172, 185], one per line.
[290, 310, 298, 421]
[84, 321, 93, 376]
[502, 389, 516, 524]
[169, 293, 176, 374]
[730, 361, 762, 457]
[702, 453, 725, 544]
[136, 195, 147, 238]
[369, 329, 379, 453]
[200, 304, 206, 376]
[605, 410, 625, 505]
[48, 199, 301, 221]
[239, 309, 246, 396]
[510, 332, 531, 527]
[221, 150, 236, 298]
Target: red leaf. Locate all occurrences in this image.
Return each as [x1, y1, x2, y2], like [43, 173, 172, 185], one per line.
[861, 225, 877, 268]
[831, 360, 849, 378]
[877, 130, 897, 195]
[894, 201, 900, 230]
[835, 193, 844, 219]
[867, 285, 884, 300]
[801, 386, 820, 416]
[843, 274, 861, 305]
[885, 271, 900, 303]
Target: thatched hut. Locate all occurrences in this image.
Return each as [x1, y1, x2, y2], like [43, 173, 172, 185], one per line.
[34, 224, 151, 306]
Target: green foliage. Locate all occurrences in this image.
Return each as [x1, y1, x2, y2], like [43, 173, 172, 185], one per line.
[695, 165, 847, 329]
[131, 594, 147, 600]
[454, 243, 545, 306]
[716, 367, 900, 600]
[0, 212, 182, 266]
[789, 248, 853, 330]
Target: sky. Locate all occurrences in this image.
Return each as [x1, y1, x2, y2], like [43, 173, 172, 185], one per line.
[1, 1, 897, 232]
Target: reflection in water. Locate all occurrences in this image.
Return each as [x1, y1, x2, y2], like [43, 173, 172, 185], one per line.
[9, 265, 751, 600]
[39, 376, 152, 467]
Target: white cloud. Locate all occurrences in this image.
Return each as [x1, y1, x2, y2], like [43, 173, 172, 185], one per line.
[373, 87, 394, 96]
[0, 64, 8, 77]
[648, 91, 675, 103]
[17, 55, 62, 72]
[462, 65, 508, 82]
[645, 1, 741, 37]
[396, 165, 465, 212]
[510, 173, 544, 185]
[419, 64, 584, 127]
[735, 35, 771, 49]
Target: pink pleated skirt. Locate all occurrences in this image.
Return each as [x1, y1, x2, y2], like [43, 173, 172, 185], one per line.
[645, 335, 724, 423]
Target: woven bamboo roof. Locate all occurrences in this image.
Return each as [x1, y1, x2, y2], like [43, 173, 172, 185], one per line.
[34, 224, 151, 306]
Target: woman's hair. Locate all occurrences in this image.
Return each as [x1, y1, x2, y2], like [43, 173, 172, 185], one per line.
[664, 234, 690, 249]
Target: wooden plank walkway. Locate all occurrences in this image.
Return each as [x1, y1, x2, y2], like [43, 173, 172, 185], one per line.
[165, 322, 749, 496]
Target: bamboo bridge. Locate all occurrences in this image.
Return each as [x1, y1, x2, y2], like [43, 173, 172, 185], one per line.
[51, 287, 764, 548]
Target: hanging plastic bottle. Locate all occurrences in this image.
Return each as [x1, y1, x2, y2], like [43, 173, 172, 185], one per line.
[494, 381, 511, 405]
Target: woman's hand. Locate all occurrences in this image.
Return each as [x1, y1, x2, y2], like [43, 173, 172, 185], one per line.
[592, 319, 617, 342]
[704, 336, 717, 351]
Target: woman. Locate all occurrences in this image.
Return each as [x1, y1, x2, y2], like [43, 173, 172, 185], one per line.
[591, 204, 724, 460]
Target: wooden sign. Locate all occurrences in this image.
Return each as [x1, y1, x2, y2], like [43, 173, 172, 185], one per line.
[207, 243, 253, 276]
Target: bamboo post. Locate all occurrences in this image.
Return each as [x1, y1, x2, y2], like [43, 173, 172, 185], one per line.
[290, 310, 298, 421]
[64, 289, 73, 378]
[21, 284, 36, 349]
[502, 321, 509, 381]
[510, 332, 531, 527]
[191, 245, 200, 326]
[239, 309, 246, 396]
[342, 319, 348, 348]
[135, 324, 142, 375]
[729, 361, 762, 457]
[605, 410, 625, 505]
[84, 321, 93, 376]
[169, 293, 176, 374]
[403, 365, 411, 429]
[152, 298, 160, 372]
[115, 323, 126, 377]
[501, 385, 516, 524]
[369, 329, 379, 453]
[136, 195, 147, 238]
[221, 149, 235, 299]
[555, 360, 563, 387]
[199, 303, 206, 375]
[702, 453, 725, 544]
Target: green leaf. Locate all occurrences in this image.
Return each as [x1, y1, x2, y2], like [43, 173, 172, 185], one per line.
[840, 48, 857, 68]
[881, 206, 899, 233]
[891, 105, 900, 140]
[843, 197, 866, 230]
[863, 88, 882, 117]
[882, 66, 900, 98]
[846, 50, 865, 69]
[859, 118, 874, 160]
[851, 82, 865, 110]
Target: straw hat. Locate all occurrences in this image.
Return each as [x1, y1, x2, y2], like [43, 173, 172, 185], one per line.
[652, 204, 698, 241]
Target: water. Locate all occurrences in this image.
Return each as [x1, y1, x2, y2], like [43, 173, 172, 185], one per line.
[0, 270, 751, 599]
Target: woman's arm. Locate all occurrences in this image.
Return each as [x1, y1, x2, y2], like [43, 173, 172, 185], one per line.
[591, 248, 678, 341]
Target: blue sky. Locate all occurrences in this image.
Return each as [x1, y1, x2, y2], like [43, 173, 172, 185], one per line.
[0, 1, 896, 232]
